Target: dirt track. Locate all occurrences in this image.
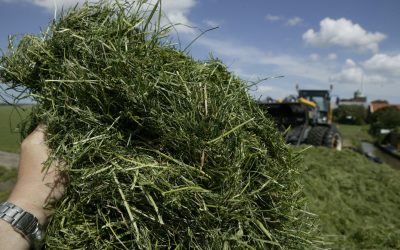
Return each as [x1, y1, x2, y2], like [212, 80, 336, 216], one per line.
[0, 151, 19, 169]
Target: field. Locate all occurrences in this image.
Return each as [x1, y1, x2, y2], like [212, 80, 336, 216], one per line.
[0, 166, 17, 201]
[337, 124, 374, 148]
[0, 105, 31, 153]
[0, 112, 399, 249]
[300, 146, 400, 249]
[0, 105, 29, 201]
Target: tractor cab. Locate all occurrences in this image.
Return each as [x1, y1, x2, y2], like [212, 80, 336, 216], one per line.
[298, 89, 332, 125]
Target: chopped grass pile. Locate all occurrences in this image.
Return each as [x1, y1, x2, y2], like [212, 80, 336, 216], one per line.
[0, 1, 316, 249]
[301, 146, 400, 249]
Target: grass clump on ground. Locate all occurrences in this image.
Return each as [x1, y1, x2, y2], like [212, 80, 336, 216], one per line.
[0, 1, 317, 249]
[301, 146, 400, 249]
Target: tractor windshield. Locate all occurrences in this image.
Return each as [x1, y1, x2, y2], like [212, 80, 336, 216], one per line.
[298, 90, 329, 111]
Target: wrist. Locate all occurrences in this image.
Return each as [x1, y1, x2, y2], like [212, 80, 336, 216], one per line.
[0, 201, 44, 250]
[0, 219, 31, 250]
[6, 198, 48, 226]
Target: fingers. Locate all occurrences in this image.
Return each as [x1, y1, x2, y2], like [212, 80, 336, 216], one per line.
[23, 124, 47, 146]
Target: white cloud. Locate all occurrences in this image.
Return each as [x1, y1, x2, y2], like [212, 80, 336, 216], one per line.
[303, 17, 386, 53]
[331, 67, 363, 84]
[256, 85, 274, 93]
[0, 0, 83, 10]
[197, 37, 333, 84]
[265, 14, 282, 22]
[157, 0, 196, 31]
[203, 19, 220, 28]
[287, 17, 303, 26]
[266, 14, 303, 27]
[327, 53, 337, 61]
[345, 58, 356, 67]
[4, 0, 197, 33]
[309, 53, 320, 61]
[330, 58, 387, 85]
[30, 0, 80, 10]
[364, 53, 400, 76]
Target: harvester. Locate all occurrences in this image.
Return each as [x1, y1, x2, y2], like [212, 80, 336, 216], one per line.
[259, 86, 342, 150]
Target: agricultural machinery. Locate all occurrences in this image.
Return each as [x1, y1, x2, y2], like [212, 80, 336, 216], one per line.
[259, 86, 342, 150]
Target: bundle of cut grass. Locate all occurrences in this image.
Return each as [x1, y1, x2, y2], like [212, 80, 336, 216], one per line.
[0, 1, 317, 249]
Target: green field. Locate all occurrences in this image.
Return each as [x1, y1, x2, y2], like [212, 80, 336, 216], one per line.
[301, 146, 400, 249]
[301, 125, 400, 249]
[0, 105, 31, 153]
[0, 166, 17, 202]
[337, 124, 374, 148]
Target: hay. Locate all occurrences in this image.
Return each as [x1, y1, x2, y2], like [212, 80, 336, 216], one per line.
[0, 1, 316, 249]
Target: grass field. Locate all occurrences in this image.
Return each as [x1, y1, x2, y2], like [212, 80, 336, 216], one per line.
[337, 124, 374, 148]
[0, 105, 31, 153]
[301, 146, 400, 249]
[0, 166, 17, 202]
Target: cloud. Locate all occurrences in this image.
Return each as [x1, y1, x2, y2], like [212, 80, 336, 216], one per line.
[265, 14, 282, 22]
[0, 0, 82, 9]
[330, 58, 387, 85]
[327, 53, 337, 61]
[266, 14, 303, 27]
[197, 37, 333, 84]
[203, 19, 220, 28]
[309, 53, 320, 61]
[363, 53, 400, 76]
[303, 17, 386, 53]
[345, 58, 356, 67]
[287, 17, 303, 26]
[156, 0, 197, 31]
[4, 0, 197, 33]
[256, 85, 274, 93]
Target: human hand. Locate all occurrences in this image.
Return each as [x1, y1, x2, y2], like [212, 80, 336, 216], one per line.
[7, 124, 66, 225]
[0, 124, 66, 250]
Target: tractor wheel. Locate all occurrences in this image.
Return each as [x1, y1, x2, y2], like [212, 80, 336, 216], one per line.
[323, 128, 343, 151]
[306, 126, 329, 146]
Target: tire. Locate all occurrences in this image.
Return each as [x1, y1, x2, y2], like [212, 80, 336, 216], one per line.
[306, 126, 329, 146]
[323, 128, 343, 151]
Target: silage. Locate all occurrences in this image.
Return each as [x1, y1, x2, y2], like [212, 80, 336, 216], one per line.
[0, 1, 316, 249]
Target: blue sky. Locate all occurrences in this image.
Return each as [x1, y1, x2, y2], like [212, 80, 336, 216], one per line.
[1, 0, 400, 103]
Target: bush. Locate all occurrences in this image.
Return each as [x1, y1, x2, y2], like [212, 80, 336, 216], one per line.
[369, 107, 400, 136]
[333, 105, 367, 125]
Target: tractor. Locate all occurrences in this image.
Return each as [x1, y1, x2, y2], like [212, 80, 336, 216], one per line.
[259, 87, 342, 150]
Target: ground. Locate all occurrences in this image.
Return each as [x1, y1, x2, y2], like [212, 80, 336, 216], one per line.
[0, 151, 19, 169]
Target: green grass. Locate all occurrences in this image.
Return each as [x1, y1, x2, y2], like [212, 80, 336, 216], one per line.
[337, 124, 373, 148]
[300, 146, 400, 249]
[0, 166, 17, 202]
[0, 117, 398, 249]
[0, 105, 31, 153]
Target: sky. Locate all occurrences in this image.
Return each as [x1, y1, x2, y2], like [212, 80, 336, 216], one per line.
[1, 0, 400, 103]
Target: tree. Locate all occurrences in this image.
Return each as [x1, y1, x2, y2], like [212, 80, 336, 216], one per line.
[333, 105, 367, 125]
[369, 106, 400, 135]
